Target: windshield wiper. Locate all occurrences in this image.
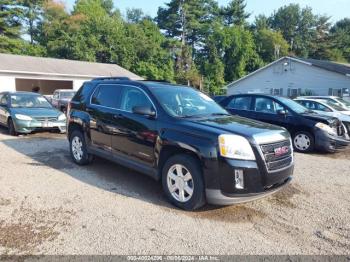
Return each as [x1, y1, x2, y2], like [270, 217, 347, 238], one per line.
[210, 113, 231, 116]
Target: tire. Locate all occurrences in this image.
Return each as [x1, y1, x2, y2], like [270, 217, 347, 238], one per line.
[162, 154, 206, 211]
[8, 118, 17, 136]
[69, 130, 93, 165]
[293, 131, 315, 153]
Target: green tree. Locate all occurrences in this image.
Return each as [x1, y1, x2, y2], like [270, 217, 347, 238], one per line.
[255, 29, 289, 62]
[0, 0, 23, 38]
[20, 0, 44, 44]
[221, 0, 250, 27]
[330, 18, 350, 62]
[270, 4, 317, 57]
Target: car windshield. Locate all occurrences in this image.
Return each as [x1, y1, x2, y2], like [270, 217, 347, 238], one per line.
[277, 97, 311, 114]
[336, 98, 350, 108]
[10, 94, 52, 108]
[322, 100, 348, 111]
[150, 85, 228, 118]
[60, 91, 76, 99]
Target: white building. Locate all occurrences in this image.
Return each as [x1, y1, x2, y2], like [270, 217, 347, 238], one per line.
[0, 53, 142, 94]
[226, 56, 350, 98]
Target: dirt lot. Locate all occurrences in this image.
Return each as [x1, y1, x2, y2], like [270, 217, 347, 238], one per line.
[0, 127, 349, 255]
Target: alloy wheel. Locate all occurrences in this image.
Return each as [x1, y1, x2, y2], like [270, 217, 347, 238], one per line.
[167, 164, 194, 203]
[71, 136, 83, 161]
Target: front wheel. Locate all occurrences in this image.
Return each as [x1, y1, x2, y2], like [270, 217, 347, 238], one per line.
[293, 131, 315, 153]
[8, 119, 17, 136]
[69, 130, 93, 165]
[162, 154, 206, 211]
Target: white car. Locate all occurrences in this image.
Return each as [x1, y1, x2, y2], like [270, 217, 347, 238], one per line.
[295, 98, 350, 133]
[300, 96, 350, 111]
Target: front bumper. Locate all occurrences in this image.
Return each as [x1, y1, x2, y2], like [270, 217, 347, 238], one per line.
[314, 129, 350, 152]
[205, 157, 294, 206]
[14, 119, 67, 134]
[207, 177, 292, 205]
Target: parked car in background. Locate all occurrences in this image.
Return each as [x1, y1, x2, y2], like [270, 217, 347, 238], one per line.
[67, 78, 294, 210]
[295, 98, 350, 133]
[0, 92, 66, 135]
[51, 90, 76, 114]
[212, 95, 227, 103]
[219, 94, 350, 153]
[300, 96, 350, 112]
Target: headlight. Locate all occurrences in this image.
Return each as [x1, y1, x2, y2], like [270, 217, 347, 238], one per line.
[219, 134, 256, 160]
[58, 114, 66, 121]
[15, 114, 32, 121]
[315, 122, 337, 136]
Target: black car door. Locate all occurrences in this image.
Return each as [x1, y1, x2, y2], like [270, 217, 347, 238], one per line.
[223, 96, 254, 118]
[111, 85, 157, 167]
[87, 84, 123, 152]
[251, 96, 292, 129]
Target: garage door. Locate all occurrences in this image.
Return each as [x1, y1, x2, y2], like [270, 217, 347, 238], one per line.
[16, 79, 73, 95]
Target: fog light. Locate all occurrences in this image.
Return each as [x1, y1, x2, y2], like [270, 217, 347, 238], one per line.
[234, 169, 244, 189]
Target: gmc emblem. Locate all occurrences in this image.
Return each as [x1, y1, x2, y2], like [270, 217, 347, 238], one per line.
[274, 146, 289, 156]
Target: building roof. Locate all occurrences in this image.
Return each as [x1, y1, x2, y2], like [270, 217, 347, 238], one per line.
[0, 53, 142, 80]
[297, 58, 350, 76]
[226, 56, 350, 88]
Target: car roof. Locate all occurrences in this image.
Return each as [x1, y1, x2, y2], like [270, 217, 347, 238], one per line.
[229, 93, 283, 99]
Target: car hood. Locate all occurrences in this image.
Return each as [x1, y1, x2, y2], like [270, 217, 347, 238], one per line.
[300, 112, 337, 124]
[186, 115, 290, 145]
[10, 107, 62, 117]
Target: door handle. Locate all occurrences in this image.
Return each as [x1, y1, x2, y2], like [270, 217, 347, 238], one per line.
[86, 108, 93, 113]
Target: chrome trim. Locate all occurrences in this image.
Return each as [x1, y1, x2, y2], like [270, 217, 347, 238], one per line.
[254, 135, 294, 174]
[89, 84, 158, 117]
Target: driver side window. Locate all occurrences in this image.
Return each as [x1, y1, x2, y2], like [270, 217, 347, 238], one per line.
[120, 87, 153, 112]
[315, 102, 332, 112]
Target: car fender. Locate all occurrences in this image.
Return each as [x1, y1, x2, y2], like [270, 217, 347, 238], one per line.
[156, 128, 220, 187]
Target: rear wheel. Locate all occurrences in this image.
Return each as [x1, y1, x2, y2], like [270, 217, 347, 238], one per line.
[162, 154, 206, 211]
[8, 118, 17, 136]
[293, 131, 314, 153]
[69, 130, 93, 165]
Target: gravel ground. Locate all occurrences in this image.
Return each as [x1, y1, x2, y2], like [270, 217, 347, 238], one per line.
[0, 127, 349, 255]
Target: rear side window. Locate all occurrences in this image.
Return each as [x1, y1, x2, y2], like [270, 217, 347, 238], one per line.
[228, 97, 252, 110]
[73, 83, 95, 103]
[91, 85, 122, 109]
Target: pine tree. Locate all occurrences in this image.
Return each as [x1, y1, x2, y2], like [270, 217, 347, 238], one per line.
[222, 0, 250, 27]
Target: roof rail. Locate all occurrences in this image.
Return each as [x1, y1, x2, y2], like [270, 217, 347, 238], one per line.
[92, 77, 131, 81]
[142, 79, 171, 83]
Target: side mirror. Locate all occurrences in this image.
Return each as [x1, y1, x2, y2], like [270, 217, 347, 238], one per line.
[132, 106, 156, 117]
[277, 109, 287, 115]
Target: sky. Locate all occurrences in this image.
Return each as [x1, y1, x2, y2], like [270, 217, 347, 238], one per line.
[64, 0, 350, 23]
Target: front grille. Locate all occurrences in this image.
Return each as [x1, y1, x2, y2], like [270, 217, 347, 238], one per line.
[260, 140, 293, 171]
[33, 117, 58, 122]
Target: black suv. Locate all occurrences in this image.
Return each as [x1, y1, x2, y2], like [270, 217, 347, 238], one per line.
[67, 78, 294, 210]
[219, 94, 350, 153]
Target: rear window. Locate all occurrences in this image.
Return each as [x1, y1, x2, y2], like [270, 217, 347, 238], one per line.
[72, 83, 95, 103]
[91, 84, 122, 109]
